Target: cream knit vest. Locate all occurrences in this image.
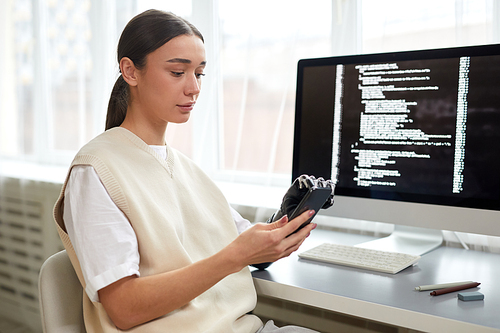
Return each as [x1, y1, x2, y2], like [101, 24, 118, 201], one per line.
[53, 127, 262, 333]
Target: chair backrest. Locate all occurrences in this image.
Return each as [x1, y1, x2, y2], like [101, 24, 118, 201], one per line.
[39, 250, 86, 333]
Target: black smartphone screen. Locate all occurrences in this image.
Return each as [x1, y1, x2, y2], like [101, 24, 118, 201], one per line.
[288, 187, 331, 234]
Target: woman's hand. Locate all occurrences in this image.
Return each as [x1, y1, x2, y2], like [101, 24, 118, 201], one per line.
[225, 209, 317, 272]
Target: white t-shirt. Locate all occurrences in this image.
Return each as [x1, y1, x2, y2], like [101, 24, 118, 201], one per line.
[63, 145, 252, 302]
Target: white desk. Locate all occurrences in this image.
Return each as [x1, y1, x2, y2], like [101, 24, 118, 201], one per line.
[251, 229, 500, 333]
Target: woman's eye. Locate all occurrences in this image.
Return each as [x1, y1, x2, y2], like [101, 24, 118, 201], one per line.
[171, 71, 205, 79]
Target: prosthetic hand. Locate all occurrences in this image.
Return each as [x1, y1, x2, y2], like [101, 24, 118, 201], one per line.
[267, 175, 335, 224]
[251, 175, 335, 270]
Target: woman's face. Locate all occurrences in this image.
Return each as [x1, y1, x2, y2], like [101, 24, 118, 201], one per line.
[134, 34, 206, 125]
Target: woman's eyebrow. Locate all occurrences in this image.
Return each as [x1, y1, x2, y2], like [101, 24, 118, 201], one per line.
[166, 58, 207, 66]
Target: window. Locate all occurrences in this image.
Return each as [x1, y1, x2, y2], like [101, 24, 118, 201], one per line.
[0, 0, 498, 186]
[0, 0, 133, 165]
[218, 0, 332, 180]
[361, 0, 496, 53]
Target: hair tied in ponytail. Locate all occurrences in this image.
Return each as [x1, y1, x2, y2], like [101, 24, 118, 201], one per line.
[105, 74, 129, 130]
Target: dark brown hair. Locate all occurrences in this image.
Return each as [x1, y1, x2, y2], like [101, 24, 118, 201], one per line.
[105, 10, 204, 130]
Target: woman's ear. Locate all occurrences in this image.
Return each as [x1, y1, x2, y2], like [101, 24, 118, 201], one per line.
[120, 57, 138, 87]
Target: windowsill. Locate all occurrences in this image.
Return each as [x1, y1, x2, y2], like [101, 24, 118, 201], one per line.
[0, 160, 69, 185]
[216, 181, 286, 210]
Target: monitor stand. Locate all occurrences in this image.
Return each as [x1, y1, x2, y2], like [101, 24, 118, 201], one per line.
[355, 225, 443, 256]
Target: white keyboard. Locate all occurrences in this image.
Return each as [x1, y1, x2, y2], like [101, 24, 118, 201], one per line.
[298, 243, 420, 274]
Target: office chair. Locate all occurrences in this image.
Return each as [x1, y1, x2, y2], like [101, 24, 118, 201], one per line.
[39, 250, 86, 333]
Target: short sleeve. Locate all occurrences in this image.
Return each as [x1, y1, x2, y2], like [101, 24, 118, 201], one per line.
[63, 165, 140, 302]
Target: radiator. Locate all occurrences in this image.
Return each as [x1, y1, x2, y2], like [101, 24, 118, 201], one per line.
[0, 176, 63, 331]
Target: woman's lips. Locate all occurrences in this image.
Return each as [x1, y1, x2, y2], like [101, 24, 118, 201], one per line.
[177, 103, 195, 112]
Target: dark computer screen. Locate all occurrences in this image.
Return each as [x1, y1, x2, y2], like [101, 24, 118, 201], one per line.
[292, 44, 500, 212]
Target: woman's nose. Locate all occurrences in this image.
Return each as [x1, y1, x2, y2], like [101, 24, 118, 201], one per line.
[185, 74, 201, 96]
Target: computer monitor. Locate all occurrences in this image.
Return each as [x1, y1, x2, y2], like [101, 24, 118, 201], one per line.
[292, 44, 500, 255]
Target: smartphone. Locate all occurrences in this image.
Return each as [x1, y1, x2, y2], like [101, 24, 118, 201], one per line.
[288, 187, 331, 235]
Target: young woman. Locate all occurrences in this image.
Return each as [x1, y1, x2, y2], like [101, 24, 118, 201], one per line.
[53, 9, 330, 332]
